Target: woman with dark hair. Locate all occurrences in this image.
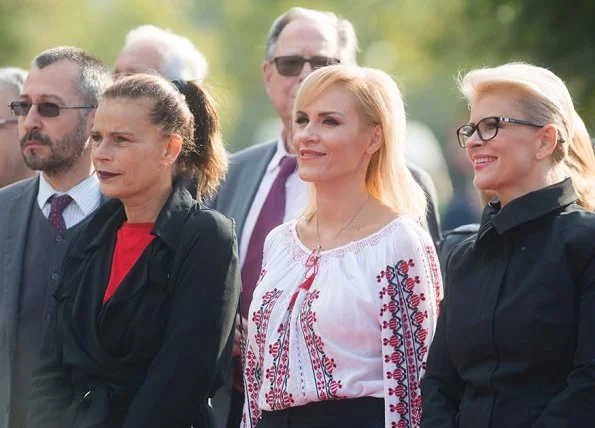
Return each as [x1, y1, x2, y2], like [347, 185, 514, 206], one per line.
[421, 63, 595, 427]
[27, 74, 240, 427]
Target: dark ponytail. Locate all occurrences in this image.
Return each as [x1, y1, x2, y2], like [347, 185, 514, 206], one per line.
[172, 79, 228, 200]
[102, 73, 227, 202]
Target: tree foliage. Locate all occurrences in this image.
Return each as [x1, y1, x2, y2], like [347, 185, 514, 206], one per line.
[0, 0, 593, 152]
[456, 0, 595, 126]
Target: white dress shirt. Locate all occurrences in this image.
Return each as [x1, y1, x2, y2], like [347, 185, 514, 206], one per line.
[239, 136, 309, 268]
[37, 173, 102, 230]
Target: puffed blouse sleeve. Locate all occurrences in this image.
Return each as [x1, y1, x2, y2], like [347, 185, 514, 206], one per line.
[376, 220, 443, 427]
[240, 223, 286, 428]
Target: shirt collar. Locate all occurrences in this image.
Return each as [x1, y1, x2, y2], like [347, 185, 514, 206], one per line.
[70, 178, 196, 258]
[151, 179, 196, 249]
[476, 177, 577, 243]
[37, 172, 101, 216]
[266, 134, 293, 173]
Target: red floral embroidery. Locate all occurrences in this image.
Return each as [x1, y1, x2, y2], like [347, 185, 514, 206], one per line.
[243, 288, 283, 427]
[299, 289, 344, 401]
[379, 259, 428, 427]
[425, 245, 443, 315]
[263, 313, 295, 409]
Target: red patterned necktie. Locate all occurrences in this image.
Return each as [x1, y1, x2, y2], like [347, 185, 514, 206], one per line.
[48, 194, 73, 233]
[240, 155, 297, 318]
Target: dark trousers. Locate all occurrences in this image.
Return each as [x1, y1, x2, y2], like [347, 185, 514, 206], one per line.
[257, 397, 384, 428]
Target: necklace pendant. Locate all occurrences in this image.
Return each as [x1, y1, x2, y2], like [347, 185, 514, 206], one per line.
[313, 245, 322, 261]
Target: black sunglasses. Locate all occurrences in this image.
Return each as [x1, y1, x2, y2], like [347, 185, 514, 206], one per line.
[9, 101, 97, 118]
[456, 116, 565, 148]
[272, 55, 341, 77]
[0, 118, 18, 128]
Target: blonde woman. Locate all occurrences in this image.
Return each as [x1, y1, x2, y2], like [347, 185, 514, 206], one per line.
[422, 63, 595, 427]
[241, 65, 442, 428]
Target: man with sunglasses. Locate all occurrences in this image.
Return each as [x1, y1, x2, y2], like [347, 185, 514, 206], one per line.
[212, 7, 441, 427]
[0, 46, 111, 428]
[0, 67, 36, 189]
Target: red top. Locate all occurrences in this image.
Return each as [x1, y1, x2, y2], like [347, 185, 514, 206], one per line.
[103, 222, 156, 303]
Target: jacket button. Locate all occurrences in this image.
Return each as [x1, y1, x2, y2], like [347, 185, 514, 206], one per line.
[51, 273, 60, 281]
[55, 235, 63, 242]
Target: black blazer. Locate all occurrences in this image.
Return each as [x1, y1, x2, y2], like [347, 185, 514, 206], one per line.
[27, 182, 241, 428]
[421, 178, 595, 428]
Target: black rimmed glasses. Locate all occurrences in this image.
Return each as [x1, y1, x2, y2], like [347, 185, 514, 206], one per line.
[0, 118, 18, 128]
[456, 116, 561, 148]
[272, 55, 341, 77]
[9, 101, 97, 118]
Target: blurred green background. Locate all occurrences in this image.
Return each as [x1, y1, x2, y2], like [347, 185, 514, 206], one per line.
[2, 0, 594, 222]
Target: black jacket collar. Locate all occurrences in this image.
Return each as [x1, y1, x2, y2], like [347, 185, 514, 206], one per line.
[476, 178, 577, 243]
[71, 179, 197, 258]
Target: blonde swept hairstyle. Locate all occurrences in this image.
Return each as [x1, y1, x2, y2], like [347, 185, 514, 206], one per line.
[568, 111, 595, 210]
[293, 65, 427, 221]
[458, 62, 574, 180]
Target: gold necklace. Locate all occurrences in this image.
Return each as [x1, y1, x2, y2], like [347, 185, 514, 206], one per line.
[315, 194, 370, 253]
[290, 195, 370, 308]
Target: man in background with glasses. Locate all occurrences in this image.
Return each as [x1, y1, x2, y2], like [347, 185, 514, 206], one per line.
[0, 68, 36, 189]
[0, 46, 111, 428]
[212, 7, 441, 427]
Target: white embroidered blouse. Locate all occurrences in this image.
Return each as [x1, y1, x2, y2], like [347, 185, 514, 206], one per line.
[241, 217, 443, 428]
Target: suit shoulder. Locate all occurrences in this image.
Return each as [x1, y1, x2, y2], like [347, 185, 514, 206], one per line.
[229, 141, 276, 165]
[0, 176, 37, 201]
[560, 205, 595, 225]
[189, 208, 236, 241]
[559, 207, 595, 243]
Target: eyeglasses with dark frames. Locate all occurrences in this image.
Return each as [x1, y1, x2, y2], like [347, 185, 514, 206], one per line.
[456, 116, 565, 148]
[272, 55, 341, 77]
[9, 101, 97, 118]
[0, 118, 18, 128]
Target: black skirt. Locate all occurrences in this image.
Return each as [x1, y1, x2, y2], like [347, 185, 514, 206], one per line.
[257, 396, 384, 428]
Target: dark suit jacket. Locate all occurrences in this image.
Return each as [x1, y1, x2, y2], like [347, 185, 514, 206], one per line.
[211, 140, 442, 425]
[421, 179, 595, 428]
[0, 176, 107, 428]
[0, 178, 38, 428]
[27, 182, 241, 428]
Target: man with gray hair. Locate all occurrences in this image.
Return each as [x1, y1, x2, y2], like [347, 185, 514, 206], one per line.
[0, 67, 36, 188]
[113, 24, 208, 81]
[0, 46, 111, 428]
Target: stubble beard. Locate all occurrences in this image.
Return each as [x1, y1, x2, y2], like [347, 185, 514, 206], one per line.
[20, 119, 89, 176]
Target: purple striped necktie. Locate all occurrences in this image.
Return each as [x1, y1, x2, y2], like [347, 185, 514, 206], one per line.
[48, 194, 73, 233]
[240, 155, 297, 317]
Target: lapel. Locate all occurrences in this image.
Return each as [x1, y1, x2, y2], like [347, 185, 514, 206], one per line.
[99, 184, 194, 309]
[0, 177, 38, 370]
[55, 184, 195, 383]
[223, 142, 277, 238]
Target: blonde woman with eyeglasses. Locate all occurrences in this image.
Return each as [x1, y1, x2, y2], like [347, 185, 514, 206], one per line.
[422, 62, 595, 428]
